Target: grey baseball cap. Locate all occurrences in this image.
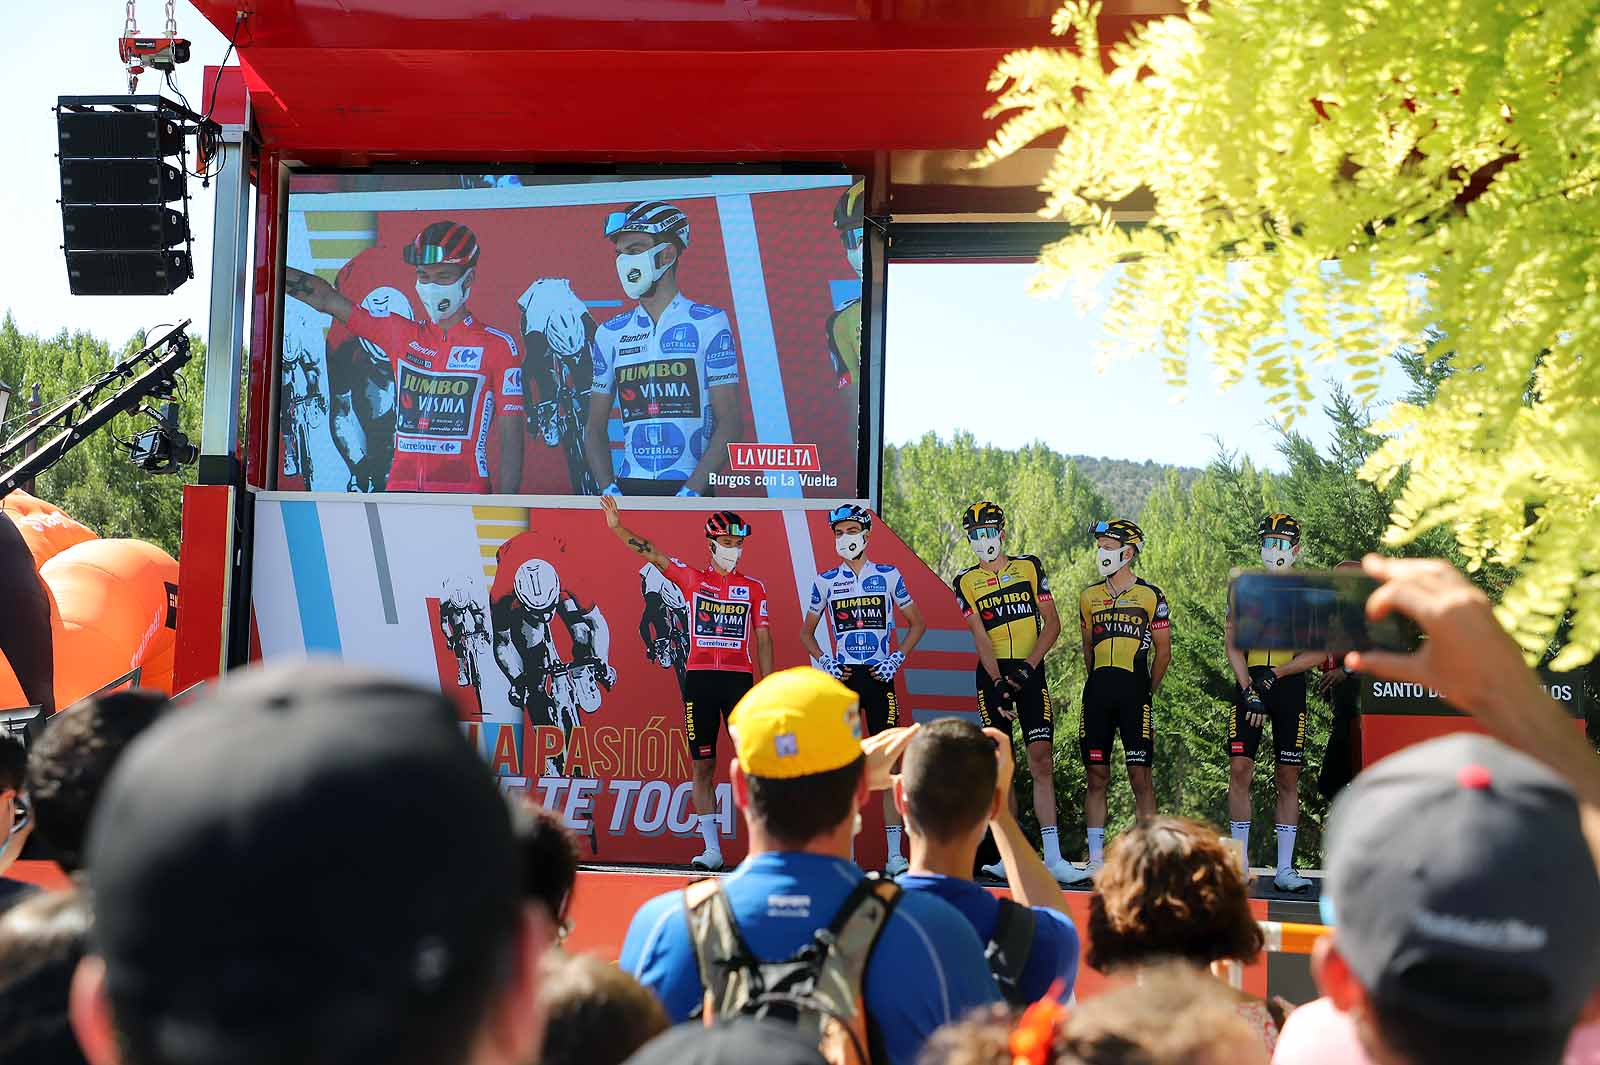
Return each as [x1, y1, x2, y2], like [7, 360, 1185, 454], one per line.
[1325, 733, 1600, 1034]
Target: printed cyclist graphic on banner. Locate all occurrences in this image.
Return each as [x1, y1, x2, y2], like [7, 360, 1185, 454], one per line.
[278, 172, 869, 498]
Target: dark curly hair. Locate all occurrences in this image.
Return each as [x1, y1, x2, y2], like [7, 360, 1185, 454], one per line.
[1085, 816, 1263, 973]
[26, 690, 169, 871]
[512, 801, 581, 927]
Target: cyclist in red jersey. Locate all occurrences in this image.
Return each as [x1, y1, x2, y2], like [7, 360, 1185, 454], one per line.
[284, 221, 525, 494]
[602, 495, 772, 871]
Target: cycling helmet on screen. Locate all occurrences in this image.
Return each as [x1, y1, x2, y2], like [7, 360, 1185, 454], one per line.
[827, 504, 873, 530]
[403, 221, 480, 268]
[604, 201, 691, 250]
[513, 559, 560, 614]
[1090, 518, 1144, 552]
[1258, 513, 1302, 544]
[834, 180, 865, 232]
[704, 511, 750, 539]
[961, 501, 1006, 532]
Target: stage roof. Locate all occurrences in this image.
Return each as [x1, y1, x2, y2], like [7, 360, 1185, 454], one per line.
[192, 0, 1177, 218]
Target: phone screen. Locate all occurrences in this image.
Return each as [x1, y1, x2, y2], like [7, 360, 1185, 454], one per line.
[1228, 569, 1421, 655]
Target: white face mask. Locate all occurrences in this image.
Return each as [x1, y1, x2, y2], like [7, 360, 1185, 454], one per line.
[414, 268, 472, 324]
[1097, 546, 1129, 576]
[846, 245, 863, 280]
[616, 245, 672, 300]
[711, 543, 742, 571]
[1262, 545, 1297, 569]
[970, 530, 1002, 563]
[836, 532, 866, 561]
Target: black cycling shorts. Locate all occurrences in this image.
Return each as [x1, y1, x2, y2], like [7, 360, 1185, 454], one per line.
[1079, 669, 1154, 768]
[1227, 666, 1308, 767]
[976, 661, 1053, 746]
[683, 669, 753, 762]
[843, 666, 900, 737]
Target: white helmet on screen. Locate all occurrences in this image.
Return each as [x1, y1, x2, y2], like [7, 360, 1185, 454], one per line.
[518, 278, 588, 357]
[442, 576, 475, 610]
[357, 286, 415, 364]
[513, 559, 560, 614]
[660, 579, 686, 612]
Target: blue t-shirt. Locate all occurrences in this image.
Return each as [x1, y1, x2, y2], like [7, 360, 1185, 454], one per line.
[621, 852, 1000, 1065]
[897, 873, 1080, 1002]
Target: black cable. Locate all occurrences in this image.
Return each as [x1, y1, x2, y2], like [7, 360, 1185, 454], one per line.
[201, 12, 246, 124]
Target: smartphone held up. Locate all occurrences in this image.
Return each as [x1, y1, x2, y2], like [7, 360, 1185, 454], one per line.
[1228, 569, 1422, 657]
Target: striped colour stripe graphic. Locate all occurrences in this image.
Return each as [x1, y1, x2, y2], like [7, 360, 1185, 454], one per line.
[473, 506, 530, 580]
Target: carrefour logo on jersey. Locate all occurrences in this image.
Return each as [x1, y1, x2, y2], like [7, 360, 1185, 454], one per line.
[729, 585, 750, 600]
[659, 323, 699, 355]
[446, 346, 484, 370]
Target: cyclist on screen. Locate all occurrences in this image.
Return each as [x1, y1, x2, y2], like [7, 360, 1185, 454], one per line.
[284, 221, 525, 494]
[321, 246, 413, 492]
[798, 503, 927, 876]
[1077, 519, 1170, 876]
[1224, 513, 1326, 893]
[824, 179, 865, 392]
[603, 496, 773, 871]
[639, 562, 691, 696]
[517, 277, 599, 494]
[584, 201, 743, 498]
[952, 501, 1080, 886]
[488, 536, 615, 774]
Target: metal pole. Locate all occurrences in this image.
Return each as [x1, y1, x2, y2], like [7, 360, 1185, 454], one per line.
[199, 112, 252, 486]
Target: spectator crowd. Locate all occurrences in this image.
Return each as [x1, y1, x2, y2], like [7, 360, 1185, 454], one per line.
[0, 555, 1597, 1065]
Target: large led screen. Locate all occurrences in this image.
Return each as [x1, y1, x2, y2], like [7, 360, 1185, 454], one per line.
[278, 172, 869, 500]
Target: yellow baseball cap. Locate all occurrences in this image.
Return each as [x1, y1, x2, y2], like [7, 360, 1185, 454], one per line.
[728, 667, 864, 780]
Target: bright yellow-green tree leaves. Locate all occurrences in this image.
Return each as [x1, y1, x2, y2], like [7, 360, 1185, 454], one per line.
[979, 0, 1600, 667]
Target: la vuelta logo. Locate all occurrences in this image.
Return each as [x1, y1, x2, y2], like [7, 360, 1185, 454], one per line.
[726, 442, 821, 472]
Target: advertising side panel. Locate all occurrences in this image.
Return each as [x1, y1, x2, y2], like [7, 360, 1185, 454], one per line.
[250, 496, 975, 868]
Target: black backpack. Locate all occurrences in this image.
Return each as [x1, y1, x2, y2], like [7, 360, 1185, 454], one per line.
[683, 875, 900, 1065]
[986, 897, 1038, 1005]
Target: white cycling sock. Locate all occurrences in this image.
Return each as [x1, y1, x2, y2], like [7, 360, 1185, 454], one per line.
[1275, 823, 1297, 874]
[699, 815, 721, 855]
[885, 825, 904, 858]
[1087, 827, 1105, 865]
[1041, 825, 1063, 865]
[1230, 820, 1252, 861]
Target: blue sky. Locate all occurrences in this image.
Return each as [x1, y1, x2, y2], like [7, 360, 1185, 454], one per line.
[4, 5, 1404, 473]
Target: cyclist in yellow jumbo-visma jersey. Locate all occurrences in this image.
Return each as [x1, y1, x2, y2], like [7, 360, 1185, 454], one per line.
[825, 180, 865, 391]
[1224, 513, 1327, 895]
[950, 500, 1081, 887]
[1077, 519, 1170, 876]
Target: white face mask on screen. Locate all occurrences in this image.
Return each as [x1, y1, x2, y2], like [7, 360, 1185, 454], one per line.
[414, 268, 472, 324]
[846, 244, 863, 280]
[711, 543, 742, 571]
[616, 245, 672, 300]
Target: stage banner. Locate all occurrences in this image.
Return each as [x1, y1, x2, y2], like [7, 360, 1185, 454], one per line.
[249, 496, 979, 867]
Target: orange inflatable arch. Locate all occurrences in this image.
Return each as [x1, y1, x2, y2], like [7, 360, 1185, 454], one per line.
[0, 492, 178, 710]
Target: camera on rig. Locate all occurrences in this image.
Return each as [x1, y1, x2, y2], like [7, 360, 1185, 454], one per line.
[128, 397, 198, 475]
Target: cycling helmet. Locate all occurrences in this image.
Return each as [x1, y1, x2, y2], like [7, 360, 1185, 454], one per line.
[961, 501, 1006, 531]
[704, 511, 750, 539]
[1258, 513, 1302, 544]
[1091, 518, 1144, 551]
[442, 576, 474, 609]
[513, 558, 560, 614]
[403, 221, 480, 268]
[354, 286, 415, 364]
[604, 201, 691, 250]
[828, 503, 873, 530]
[834, 180, 865, 232]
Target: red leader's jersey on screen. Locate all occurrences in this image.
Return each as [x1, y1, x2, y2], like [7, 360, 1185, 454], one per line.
[665, 560, 770, 673]
[345, 306, 524, 493]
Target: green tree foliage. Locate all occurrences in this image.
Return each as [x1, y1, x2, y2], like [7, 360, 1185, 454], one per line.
[0, 314, 203, 557]
[978, 0, 1600, 668]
